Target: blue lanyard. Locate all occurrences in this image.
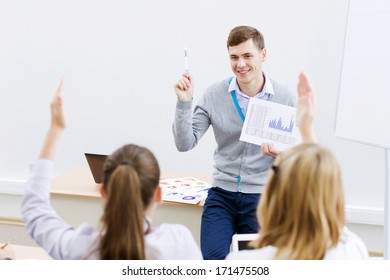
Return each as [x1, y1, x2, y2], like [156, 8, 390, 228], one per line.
[228, 77, 245, 122]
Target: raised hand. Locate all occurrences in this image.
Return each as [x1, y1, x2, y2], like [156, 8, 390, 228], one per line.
[296, 72, 316, 142]
[39, 77, 66, 160]
[174, 72, 194, 101]
[50, 77, 66, 131]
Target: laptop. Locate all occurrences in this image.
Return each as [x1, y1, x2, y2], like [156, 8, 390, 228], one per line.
[231, 233, 259, 252]
[84, 153, 108, 184]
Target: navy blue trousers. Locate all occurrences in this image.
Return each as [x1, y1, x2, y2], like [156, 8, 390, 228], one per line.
[200, 187, 260, 260]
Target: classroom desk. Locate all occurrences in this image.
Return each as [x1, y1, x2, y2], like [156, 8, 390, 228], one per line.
[13, 245, 52, 260]
[50, 166, 209, 245]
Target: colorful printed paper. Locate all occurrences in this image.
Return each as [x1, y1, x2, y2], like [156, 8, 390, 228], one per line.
[159, 177, 211, 205]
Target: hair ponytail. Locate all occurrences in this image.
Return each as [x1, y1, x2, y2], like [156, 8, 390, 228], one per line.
[99, 144, 160, 260]
[100, 164, 145, 259]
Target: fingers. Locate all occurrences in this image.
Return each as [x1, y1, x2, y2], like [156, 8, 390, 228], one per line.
[174, 72, 194, 101]
[296, 72, 317, 142]
[175, 73, 192, 91]
[50, 77, 66, 129]
[261, 143, 280, 158]
[298, 72, 313, 97]
[53, 76, 64, 103]
[297, 71, 315, 116]
[298, 72, 316, 110]
[182, 72, 192, 82]
[56, 76, 64, 96]
[51, 77, 64, 114]
[175, 80, 189, 91]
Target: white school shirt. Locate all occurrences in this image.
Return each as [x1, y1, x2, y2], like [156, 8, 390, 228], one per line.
[21, 159, 203, 260]
[225, 227, 369, 260]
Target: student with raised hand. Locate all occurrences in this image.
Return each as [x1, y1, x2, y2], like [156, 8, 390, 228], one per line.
[225, 73, 369, 260]
[21, 79, 202, 260]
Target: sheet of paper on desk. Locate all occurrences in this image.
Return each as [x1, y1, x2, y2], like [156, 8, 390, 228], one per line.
[159, 177, 211, 204]
[240, 98, 301, 151]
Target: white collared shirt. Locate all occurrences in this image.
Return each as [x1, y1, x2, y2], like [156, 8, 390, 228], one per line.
[228, 73, 275, 116]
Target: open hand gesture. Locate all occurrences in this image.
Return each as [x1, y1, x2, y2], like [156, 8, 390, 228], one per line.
[296, 72, 316, 142]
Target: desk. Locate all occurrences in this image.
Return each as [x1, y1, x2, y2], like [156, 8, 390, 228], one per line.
[51, 165, 210, 201]
[50, 166, 209, 245]
[13, 245, 52, 260]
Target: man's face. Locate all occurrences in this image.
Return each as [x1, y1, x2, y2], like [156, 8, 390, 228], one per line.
[228, 38, 266, 86]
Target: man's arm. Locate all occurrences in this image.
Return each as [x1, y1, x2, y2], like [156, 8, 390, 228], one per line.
[172, 72, 210, 151]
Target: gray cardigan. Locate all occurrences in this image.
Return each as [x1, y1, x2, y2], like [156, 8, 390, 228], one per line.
[173, 77, 295, 193]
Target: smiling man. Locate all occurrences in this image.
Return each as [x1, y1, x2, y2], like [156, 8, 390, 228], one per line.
[173, 26, 296, 260]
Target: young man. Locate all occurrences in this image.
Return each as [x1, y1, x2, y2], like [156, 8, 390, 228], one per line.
[173, 26, 296, 259]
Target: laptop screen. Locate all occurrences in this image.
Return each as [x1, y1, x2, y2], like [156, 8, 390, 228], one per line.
[84, 153, 108, 184]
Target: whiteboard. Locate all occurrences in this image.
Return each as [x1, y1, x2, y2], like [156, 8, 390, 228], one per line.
[0, 0, 283, 179]
[335, 0, 390, 148]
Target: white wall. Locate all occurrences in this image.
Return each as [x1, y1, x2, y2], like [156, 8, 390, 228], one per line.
[0, 0, 386, 252]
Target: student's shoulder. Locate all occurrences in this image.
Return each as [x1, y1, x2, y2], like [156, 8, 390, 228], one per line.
[343, 227, 369, 252]
[149, 223, 199, 246]
[153, 223, 193, 238]
[146, 224, 202, 259]
[324, 227, 369, 259]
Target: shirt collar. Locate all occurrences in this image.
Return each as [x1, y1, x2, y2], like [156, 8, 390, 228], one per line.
[228, 73, 275, 98]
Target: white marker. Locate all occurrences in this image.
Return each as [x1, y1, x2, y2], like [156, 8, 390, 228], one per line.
[184, 45, 189, 72]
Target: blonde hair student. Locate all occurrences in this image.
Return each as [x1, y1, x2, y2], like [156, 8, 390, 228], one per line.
[226, 73, 368, 260]
[21, 79, 202, 260]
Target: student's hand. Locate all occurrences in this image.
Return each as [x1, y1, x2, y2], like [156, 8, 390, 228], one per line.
[297, 72, 316, 143]
[174, 72, 194, 101]
[0, 243, 15, 260]
[261, 142, 280, 158]
[39, 77, 66, 160]
[50, 77, 66, 131]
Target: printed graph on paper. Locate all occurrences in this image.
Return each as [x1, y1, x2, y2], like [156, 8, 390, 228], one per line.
[240, 98, 301, 151]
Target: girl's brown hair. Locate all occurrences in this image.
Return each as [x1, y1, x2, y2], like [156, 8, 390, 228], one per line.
[99, 144, 160, 259]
